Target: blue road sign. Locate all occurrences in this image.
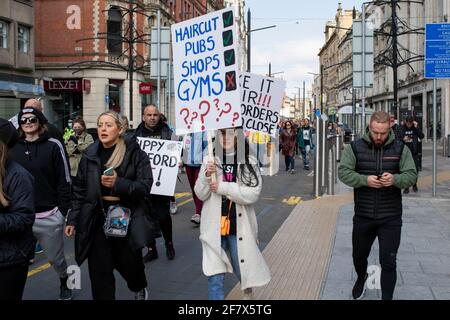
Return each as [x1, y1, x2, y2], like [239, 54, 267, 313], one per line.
[425, 23, 450, 78]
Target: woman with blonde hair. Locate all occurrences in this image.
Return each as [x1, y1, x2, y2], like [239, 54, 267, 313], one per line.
[65, 111, 155, 300]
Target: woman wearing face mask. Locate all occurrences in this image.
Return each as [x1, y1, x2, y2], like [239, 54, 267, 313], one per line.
[194, 128, 270, 300]
[65, 111, 154, 300]
[0, 118, 35, 300]
[66, 117, 94, 178]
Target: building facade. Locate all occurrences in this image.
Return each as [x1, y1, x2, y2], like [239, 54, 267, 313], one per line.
[33, 0, 226, 130]
[0, 0, 41, 120]
[317, 4, 355, 123]
[318, 1, 450, 141]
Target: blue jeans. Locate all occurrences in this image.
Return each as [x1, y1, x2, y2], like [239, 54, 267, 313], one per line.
[284, 155, 295, 171]
[300, 145, 311, 168]
[207, 235, 241, 300]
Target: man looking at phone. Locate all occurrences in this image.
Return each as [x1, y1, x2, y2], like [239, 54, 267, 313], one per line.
[338, 111, 417, 300]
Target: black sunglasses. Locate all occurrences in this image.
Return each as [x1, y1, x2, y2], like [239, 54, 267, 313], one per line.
[20, 116, 38, 125]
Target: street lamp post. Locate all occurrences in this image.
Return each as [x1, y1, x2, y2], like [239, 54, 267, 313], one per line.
[246, 8, 276, 72]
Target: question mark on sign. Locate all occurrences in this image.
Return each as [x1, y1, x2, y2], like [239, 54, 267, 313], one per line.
[180, 108, 191, 129]
[199, 101, 211, 131]
[216, 103, 232, 122]
[231, 112, 240, 127]
[190, 112, 198, 126]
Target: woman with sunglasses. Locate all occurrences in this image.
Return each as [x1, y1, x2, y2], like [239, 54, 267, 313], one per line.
[0, 118, 35, 300]
[9, 108, 73, 300]
[194, 128, 270, 300]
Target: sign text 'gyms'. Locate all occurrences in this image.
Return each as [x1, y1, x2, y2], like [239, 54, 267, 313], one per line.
[171, 8, 241, 135]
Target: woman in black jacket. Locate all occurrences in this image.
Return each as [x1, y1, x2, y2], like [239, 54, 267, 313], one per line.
[65, 111, 155, 300]
[9, 108, 72, 300]
[0, 118, 35, 300]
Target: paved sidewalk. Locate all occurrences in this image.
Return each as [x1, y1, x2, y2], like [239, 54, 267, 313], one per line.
[322, 144, 450, 300]
[227, 142, 450, 300]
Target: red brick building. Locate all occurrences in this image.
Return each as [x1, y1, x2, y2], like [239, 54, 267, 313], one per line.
[34, 0, 224, 129]
[35, 0, 171, 129]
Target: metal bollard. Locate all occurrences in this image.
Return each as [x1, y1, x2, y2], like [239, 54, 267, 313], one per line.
[335, 133, 341, 162]
[327, 140, 336, 195]
[314, 119, 321, 198]
[321, 120, 327, 190]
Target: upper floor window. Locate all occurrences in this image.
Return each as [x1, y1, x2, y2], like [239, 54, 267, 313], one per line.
[0, 20, 9, 49]
[107, 7, 122, 55]
[18, 25, 29, 53]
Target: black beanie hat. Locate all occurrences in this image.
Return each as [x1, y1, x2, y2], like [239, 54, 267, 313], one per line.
[0, 118, 19, 148]
[18, 107, 48, 125]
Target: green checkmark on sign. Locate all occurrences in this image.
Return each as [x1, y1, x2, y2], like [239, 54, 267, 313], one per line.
[222, 30, 233, 47]
[222, 11, 234, 28]
[224, 49, 235, 66]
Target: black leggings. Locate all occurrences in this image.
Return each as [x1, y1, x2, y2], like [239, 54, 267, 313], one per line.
[88, 225, 147, 300]
[0, 263, 29, 300]
[159, 214, 173, 244]
[352, 215, 402, 300]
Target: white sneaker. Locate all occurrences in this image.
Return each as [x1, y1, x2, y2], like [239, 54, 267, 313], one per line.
[134, 287, 148, 300]
[243, 288, 254, 300]
[190, 214, 201, 224]
[170, 202, 178, 215]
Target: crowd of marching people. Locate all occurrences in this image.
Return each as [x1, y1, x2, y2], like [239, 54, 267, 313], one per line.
[0, 97, 426, 301]
[0, 99, 271, 301]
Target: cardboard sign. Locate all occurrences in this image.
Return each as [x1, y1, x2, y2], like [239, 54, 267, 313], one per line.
[137, 138, 183, 196]
[172, 8, 241, 135]
[240, 72, 286, 137]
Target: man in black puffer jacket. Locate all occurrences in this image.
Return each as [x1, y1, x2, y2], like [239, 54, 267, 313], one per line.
[338, 111, 417, 301]
[134, 105, 176, 262]
[0, 118, 35, 300]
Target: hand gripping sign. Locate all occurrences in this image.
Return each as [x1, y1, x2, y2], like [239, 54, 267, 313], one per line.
[172, 7, 241, 135]
[137, 138, 183, 196]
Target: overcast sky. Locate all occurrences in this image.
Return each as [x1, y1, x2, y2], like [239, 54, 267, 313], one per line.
[244, 0, 364, 97]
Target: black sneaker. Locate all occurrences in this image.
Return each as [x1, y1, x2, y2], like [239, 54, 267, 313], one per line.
[352, 274, 368, 300]
[143, 248, 158, 263]
[59, 278, 73, 300]
[166, 242, 175, 260]
[413, 184, 418, 192]
[404, 188, 410, 194]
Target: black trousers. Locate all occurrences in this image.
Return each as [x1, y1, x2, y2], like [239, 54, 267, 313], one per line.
[352, 215, 402, 300]
[88, 225, 147, 300]
[0, 263, 29, 300]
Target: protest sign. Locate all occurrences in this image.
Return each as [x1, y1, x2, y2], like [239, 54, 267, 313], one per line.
[240, 72, 286, 137]
[137, 138, 183, 196]
[172, 7, 241, 135]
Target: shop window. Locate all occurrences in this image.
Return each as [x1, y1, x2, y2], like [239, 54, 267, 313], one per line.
[109, 80, 123, 114]
[107, 7, 122, 55]
[0, 20, 9, 49]
[18, 25, 30, 53]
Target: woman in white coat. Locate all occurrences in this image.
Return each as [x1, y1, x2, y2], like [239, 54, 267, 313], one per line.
[194, 128, 270, 300]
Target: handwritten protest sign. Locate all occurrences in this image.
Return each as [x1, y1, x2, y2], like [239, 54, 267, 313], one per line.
[137, 138, 183, 196]
[172, 8, 241, 135]
[240, 72, 286, 137]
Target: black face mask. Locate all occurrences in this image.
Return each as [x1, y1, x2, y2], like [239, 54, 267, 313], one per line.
[74, 128, 83, 136]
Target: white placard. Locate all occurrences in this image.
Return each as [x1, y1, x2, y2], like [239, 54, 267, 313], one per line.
[172, 7, 241, 135]
[137, 138, 183, 196]
[240, 72, 286, 137]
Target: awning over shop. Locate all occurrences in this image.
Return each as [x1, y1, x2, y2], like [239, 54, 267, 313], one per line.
[0, 80, 61, 100]
[338, 105, 375, 115]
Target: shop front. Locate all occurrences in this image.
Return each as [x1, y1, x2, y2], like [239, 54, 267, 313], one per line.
[43, 78, 88, 130]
